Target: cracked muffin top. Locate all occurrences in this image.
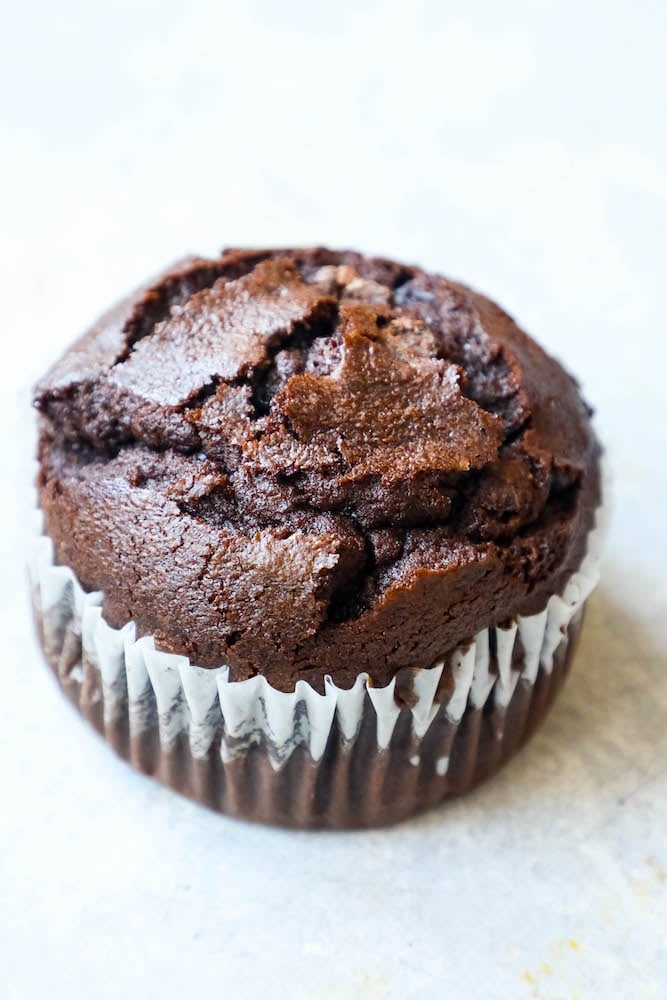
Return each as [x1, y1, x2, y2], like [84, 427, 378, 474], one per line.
[35, 247, 601, 690]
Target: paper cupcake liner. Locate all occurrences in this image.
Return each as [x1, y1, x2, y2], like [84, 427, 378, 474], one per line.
[29, 499, 606, 828]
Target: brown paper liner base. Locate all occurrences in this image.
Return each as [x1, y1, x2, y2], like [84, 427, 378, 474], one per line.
[34, 603, 585, 830]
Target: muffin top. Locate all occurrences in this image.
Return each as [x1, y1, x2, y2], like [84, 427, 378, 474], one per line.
[35, 248, 600, 689]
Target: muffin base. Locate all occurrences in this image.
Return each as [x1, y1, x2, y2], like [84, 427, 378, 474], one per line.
[31, 544, 587, 828]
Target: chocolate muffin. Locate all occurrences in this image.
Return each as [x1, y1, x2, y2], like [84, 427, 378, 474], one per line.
[31, 247, 603, 827]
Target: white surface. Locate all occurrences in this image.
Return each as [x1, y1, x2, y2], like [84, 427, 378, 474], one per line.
[1, 1, 666, 997]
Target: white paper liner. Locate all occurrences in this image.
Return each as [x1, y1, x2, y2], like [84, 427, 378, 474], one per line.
[29, 496, 606, 776]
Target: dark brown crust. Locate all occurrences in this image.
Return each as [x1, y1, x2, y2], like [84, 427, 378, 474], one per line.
[34, 247, 600, 690]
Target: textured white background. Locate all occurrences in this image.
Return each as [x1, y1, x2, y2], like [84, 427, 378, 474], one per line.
[2, 1, 666, 997]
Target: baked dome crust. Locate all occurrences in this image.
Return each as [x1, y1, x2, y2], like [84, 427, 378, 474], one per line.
[35, 247, 600, 690]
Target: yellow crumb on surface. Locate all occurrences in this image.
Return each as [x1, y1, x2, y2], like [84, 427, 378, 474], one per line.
[646, 857, 666, 883]
[520, 939, 586, 997]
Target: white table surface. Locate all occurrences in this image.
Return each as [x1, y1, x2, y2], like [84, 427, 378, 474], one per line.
[2, 1, 666, 997]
